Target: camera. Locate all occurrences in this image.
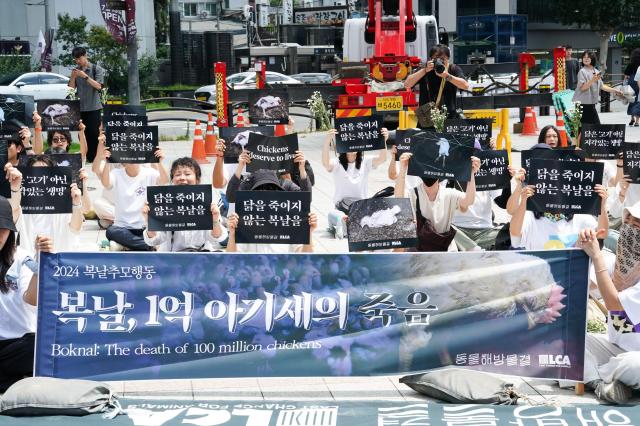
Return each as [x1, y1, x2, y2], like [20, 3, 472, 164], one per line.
[433, 58, 446, 74]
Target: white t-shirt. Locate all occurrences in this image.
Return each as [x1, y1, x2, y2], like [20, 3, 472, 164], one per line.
[601, 160, 616, 187]
[0, 248, 36, 340]
[510, 211, 597, 250]
[608, 282, 640, 352]
[330, 157, 375, 205]
[110, 167, 160, 229]
[409, 185, 465, 234]
[235, 243, 301, 253]
[17, 213, 80, 256]
[452, 189, 501, 229]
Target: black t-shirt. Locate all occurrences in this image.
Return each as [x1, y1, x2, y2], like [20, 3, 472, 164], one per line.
[624, 62, 639, 77]
[418, 64, 466, 119]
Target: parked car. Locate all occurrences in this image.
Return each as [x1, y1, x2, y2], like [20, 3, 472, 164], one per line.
[194, 71, 302, 104]
[290, 73, 333, 84]
[0, 72, 70, 100]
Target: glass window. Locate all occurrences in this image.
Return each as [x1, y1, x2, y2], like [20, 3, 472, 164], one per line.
[15, 75, 40, 85]
[517, 0, 555, 23]
[182, 3, 198, 17]
[457, 0, 495, 16]
[40, 75, 67, 85]
[226, 74, 247, 84]
[266, 74, 287, 82]
[203, 2, 216, 15]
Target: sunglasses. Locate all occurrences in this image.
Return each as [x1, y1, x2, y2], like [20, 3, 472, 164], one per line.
[52, 136, 67, 143]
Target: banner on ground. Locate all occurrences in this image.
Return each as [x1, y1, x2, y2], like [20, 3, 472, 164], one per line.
[475, 150, 510, 191]
[408, 131, 475, 181]
[245, 133, 298, 174]
[36, 250, 589, 382]
[106, 126, 159, 163]
[581, 124, 625, 159]
[527, 159, 603, 215]
[103, 105, 147, 128]
[19, 166, 72, 214]
[335, 116, 384, 153]
[147, 185, 213, 232]
[347, 198, 417, 251]
[248, 90, 289, 125]
[235, 190, 311, 244]
[623, 141, 640, 184]
[444, 118, 492, 149]
[36, 99, 81, 131]
[219, 126, 275, 162]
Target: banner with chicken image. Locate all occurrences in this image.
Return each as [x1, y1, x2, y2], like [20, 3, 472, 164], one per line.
[37, 99, 81, 131]
[219, 126, 274, 162]
[408, 131, 476, 181]
[248, 90, 289, 125]
[347, 198, 417, 251]
[36, 250, 588, 382]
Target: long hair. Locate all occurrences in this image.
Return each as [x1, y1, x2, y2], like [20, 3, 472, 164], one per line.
[0, 231, 17, 294]
[338, 152, 363, 171]
[538, 125, 560, 146]
[46, 130, 73, 152]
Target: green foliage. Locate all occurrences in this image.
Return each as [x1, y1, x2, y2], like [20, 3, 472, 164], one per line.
[55, 14, 89, 66]
[154, 0, 170, 48]
[138, 55, 160, 99]
[549, 0, 639, 33]
[0, 55, 31, 78]
[87, 26, 128, 96]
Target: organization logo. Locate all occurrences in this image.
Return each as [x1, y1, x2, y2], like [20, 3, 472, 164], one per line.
[538, 354, 571, 368]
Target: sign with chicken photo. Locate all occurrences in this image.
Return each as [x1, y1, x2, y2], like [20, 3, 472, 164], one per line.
[36, 99, 81, 131]
[248, 90, 289, 125]
[347, 197, 417, 251]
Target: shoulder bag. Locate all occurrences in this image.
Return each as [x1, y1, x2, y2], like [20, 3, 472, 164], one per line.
[416, 67, 447, 128]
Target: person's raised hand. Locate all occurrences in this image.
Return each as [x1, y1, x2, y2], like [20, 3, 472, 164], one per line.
[35, 235, 54, 254]
[308, 212, 318, 232]
[211, 203, 221, 222]
[594, 184, 608, 203]
[32, 111, 41, 127]
[70, 183, 82, 206]
[399, 152, 412, 170]
[78, 119, 86, 133]
[238, 150, 251, 166]
[141, 201, 150, 223]
[19, 127, 31, 143]
[4, 163, 22, 192]
[154, 148, 165, 161]
[576, 228, 607, 258]
[470, 156, 481, 174]
[381, 127, 389, 142]
[216, 138, 226, 155]
[227, 212, 239, 234]
[294, 150, 305, 166]
[522, 185, 535, 199]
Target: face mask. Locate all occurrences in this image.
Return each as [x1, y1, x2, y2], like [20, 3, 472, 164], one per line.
[613, 223, 640, 291]
[422, 177, 438, 187]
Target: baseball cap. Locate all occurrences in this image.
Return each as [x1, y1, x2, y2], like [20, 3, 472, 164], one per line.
[0, 196, 17, 232]
[531, 143, 552, 150]
[250, 169, 284, 190]
[623, 202, 640, 222]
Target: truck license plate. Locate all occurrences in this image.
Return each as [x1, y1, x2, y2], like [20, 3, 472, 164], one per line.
[376, 96, 403, 111]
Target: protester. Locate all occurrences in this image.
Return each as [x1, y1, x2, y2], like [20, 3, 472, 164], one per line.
[572, 50, 623, 126]
[564, 45, 579, 91]
[142, 157, 228, 252]
[538, 125, 561, 148]
[226, 169, 317, 253]
[577, 203, 640, 404]
[624, 48, 640, 126]
[394, 152, 480, 251]
[0, 192, 54, 392]
[404, 44, 470, 122]
[67, 46, 104, 163]
[32, 111, 87, 160]
[91, 131, 117, 229]
[6, 133, 27, 168]
[100, 147, 169, 251]
[508, 168, 609, 250]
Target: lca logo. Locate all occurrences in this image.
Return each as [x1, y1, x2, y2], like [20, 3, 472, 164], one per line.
[539, 354, 571, 367]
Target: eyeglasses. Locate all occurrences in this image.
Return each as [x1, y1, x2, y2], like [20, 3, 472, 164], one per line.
[52, 136, 67, 143]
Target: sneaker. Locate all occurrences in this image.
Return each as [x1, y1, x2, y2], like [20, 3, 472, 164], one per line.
[594, 380, 633, 404]
[109, 241, 126, 252]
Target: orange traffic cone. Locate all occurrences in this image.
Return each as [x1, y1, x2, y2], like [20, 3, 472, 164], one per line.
[236, 107, 246, 127]
[522, 107, 537, 136]
[531, 108, 540, 132]
[555, 110, 568, 147]
[274, 124, 287, 136]
[204, 113, 218, 157]
[191, 119, 210, 164]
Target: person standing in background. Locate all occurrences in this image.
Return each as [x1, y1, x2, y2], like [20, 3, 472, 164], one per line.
[624, 48, 640, 127]
[564, 45, 579, 91]
[68, 46, 104, 163]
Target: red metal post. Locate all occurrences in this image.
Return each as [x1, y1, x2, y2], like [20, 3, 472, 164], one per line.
[553, 47, 567, 92]
[214, 62, 229, 128]
[256, 60, 266, 89]
[518, 52, 535, 92]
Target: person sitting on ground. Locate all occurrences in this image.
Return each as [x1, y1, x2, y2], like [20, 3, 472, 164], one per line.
[322, 128, 389, 238]
[226, 169, 317, 253]
[395, 152, 480, 251]
[100, 146, 169, 251]
[0, 193, 54, 392]
[15, 155, 84, 255]
[508, 168, 609, 250]
[576, 203, 640, 404]
[142, 157, 228, 252]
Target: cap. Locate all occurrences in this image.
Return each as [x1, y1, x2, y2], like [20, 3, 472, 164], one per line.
[531, 143, 552, 150]
[250, 169, 283, 190]
[0, 196, 17, 232]
[623, 201, 640, 222]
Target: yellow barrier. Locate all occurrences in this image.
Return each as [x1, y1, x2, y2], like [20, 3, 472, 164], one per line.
[398, 110, 417, 130]
[463, 108, 512, 163]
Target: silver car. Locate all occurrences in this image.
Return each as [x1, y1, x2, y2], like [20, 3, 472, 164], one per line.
[194, 71, 302, 105]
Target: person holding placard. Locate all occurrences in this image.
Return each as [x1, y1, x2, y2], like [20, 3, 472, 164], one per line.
[142, 157, 228, 252]
[100, 146, 169, 251]
[322, 128, 389, 239]
[91, 131, 118, 229]
[0, 194, 54, 392]
[609, 151, 640, 229]
[32, 111, 87, 161]
[15, 155, 83, 256]
[576, 204, 640, 404]
[394, 152, 480, 252]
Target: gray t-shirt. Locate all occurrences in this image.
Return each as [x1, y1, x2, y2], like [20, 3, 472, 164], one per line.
[76, 63, 104, 112]
[565, 59, 579, 90]
[572, 67, 602, 105]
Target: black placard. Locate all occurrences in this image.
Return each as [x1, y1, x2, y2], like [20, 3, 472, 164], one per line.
[527, 159, 603, 215]
[623, 142, 640, 184]
[248, 90, 289, 125]
[335, 115, 384, 153]
[19, 166, 72, 214]
[103, 104, 147, 128]
[19, 153, 83, 188]
[475, 150, 510, 191]
[245, 133, 299, 174]
[235, 190, 311, 244]
[347, 197, 417, 252]
[147, 184, 213, 232]
[520, 148, 585, 170]
[407, 131, 476, 181]
[219, 126, 274, 161]
[0, 98, 28, 138]
[106, 126, 159, 163]
[393, 129, 421, 160]
[36, 99, 81, 131]
[0, 94, 34, 130]
[581, 124, 625, 159]
[444, 118, 492, 149]
[0, 141, 9, 198]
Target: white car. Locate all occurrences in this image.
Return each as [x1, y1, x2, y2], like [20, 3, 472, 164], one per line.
[194, 71, 302, 104]
[0, 72, 70, 100]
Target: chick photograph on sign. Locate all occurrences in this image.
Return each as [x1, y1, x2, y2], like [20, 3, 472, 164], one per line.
[248, 90, 290, 125]
[408, 131, 476, 181]
[36, 99, 81, 131]
[347, 198, 417, 251]
[219, 126, 274, 161]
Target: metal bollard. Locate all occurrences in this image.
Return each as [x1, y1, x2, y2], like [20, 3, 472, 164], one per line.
[600, 90, 611, 113]
[539, 84, 551, 116]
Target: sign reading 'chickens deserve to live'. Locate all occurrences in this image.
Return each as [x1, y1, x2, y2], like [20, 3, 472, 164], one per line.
[36, 99, 81, 131]
[248, 90, 289, 125]
[347, 197, 417, 251]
